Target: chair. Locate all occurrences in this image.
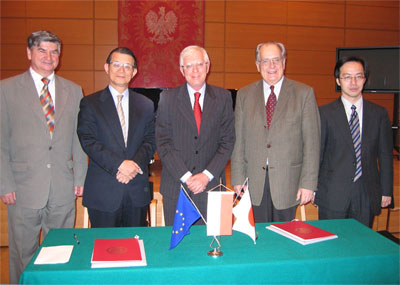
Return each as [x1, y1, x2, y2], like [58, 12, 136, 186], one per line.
[300, 205, 306, 221]
[83, 207, 90, 228]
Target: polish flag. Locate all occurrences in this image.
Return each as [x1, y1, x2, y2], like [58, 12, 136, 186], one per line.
[233, 183, 256, 244]
[207, 191, 234, 236]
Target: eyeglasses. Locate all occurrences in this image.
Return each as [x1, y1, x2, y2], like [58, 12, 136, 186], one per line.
[340, 75, 365, 82]
[259, 57, 283, 65]
[181, 62, 208, 71]
[110, 61, 135, 71]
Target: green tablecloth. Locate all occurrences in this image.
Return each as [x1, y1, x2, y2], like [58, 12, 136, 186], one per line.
[20, 219, 399, 284]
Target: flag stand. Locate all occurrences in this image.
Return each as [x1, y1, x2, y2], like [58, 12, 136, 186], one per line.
[207, 236, 223, 257]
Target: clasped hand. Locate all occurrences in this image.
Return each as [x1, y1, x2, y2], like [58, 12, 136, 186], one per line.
[116, 160, 141, 184]
[186, 173, 209, 194]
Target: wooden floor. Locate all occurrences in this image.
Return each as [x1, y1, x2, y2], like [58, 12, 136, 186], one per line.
[1, 157, 399, 284]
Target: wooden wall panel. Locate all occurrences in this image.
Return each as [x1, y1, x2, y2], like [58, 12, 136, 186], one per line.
[225, 73, 260, 90]
[26, 19, 93, 45]
[287, 1, 345, 27]
[94, 20, 118, 45]
[207, 47, 224, 73]
[95, 0, 118, 19]
[349, 1, 399, 8]
[285, 50, 335, 75]
[205, 23, 225, 48]
[1, 1, 26, 17]
[225, 48, 256, 73]
[59, 45, 93, 71]
[225, 23, 287, 49]
[57, 71, 94, 95]
[226, 1, 288, 24]
[346, 4, 399, 30]
[26, 1, 93, 18]
[94, 70, 109, 91]
[207, 72, 224, 88]
[205, 0, 225, 22]
[344, 29, 400, 47]
[287, 27, 344, 51]
[1, 44, 29, 72]
[94, 45, 115, 70]
[290, 75, 336, 99]
[1, 19, 28, 44]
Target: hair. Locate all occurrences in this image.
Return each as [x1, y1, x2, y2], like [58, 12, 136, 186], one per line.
[106, 47, 137, 68]
[179, 45, 210, 66]
[255, 42, 286, 62]
[27, 31, 61, 52]
[334, 56, 368, 79]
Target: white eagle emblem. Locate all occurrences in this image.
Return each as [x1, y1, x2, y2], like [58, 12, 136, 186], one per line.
[146, 7, 177, 44]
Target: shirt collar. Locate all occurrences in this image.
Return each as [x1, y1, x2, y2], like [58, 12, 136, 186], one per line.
[30, 67, 55, 83]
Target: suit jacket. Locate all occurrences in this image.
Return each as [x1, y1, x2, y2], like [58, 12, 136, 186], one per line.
[0, 70, 88, 209]
[231, 78, 321, 209]
[155, 83, 235, 207]
[77, 87, 155, 212]
[315, 97, 393, 215]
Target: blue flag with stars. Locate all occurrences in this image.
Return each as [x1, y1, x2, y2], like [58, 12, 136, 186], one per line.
[170, 188, 201, 249]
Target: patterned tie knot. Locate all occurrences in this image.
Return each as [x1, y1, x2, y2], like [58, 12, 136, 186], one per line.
[194, 92, 201, 101]
[117, 94, 123, 102]
[351, 105, 356, 111]
[270, 85, 274, 92]
[42, 77, 50, 85]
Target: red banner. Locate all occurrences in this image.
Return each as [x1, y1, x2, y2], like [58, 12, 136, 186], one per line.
[119, 0, 204, 88]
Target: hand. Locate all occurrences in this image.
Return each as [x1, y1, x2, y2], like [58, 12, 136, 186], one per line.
[233, 185, 246, 197]
[118, 160, 141, 180]
[381, 196, 392, 208]
[186, 173, 209, 194]
[116, 171, 132, 184]
[1, 192, 16, 205]
[296, 188, 314, 205]
[74, 186, 84, 197]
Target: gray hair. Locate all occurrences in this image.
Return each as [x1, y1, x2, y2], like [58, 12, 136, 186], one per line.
[255, 42, 286, 62]
[179, 45, 210, 67]
[27, 30, 61, 52]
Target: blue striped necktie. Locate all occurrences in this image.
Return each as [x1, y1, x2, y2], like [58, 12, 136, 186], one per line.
[349, 105, 362, 182]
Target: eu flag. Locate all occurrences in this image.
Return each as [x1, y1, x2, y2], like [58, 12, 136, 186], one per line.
[169, 188, 201, 249]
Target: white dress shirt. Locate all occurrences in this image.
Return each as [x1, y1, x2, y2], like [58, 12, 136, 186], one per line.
[30, 67, 56, 110]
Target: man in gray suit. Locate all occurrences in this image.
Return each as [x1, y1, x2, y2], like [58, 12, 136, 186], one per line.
[315, 57, 393, 227]
[231, 42, 320, 222]
[0, 31, 87, 283]
[156, 45, 235, 226]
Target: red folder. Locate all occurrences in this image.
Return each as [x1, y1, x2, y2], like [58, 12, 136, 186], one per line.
[91, 238, 146, 268]
[267, 221, 338, 245]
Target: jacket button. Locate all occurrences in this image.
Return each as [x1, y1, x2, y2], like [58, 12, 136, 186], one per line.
[195, 151, 198, 154]
[267, 144, 271, 148]
[192, 167, 196, 171]
[49, 146, 52, 150]
[262, 166, 266, 170]
[194, 136, 198, 140]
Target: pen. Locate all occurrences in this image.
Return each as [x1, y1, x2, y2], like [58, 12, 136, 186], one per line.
[73, 233, 80, 245]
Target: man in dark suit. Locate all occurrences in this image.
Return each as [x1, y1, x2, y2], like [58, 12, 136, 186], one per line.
[315, 56, 393, 227]
[77, 47, 155, 227]
[1, 30, 88, 283]
[231, 42, 321, 223]
[156, 45, 235, 226]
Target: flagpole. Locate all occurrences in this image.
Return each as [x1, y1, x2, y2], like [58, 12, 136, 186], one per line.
[233, 177, 249, 205]
[181, 184, 207, 224]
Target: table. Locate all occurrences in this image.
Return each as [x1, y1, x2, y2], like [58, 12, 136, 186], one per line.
[20, 219, 399, 284]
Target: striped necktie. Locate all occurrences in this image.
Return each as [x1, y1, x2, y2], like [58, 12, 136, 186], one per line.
[40, 77, 55, 138]
[349, 105, 362, 182]
[117, 95, 127, 146]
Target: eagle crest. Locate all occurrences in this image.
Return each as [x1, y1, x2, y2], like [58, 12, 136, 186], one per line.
[146, 7, 177, 44]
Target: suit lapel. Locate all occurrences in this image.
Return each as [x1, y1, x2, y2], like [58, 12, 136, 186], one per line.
[332, 98, 354, 150]
[200, 84, 217, 134]
[98, 88, 126, 149]
[126, 90, 140, 148]
[270, 78, 291, 128]
[177, 84, 197, 132]
[54, 75, 68, 125]
[361, 99, 373, 152]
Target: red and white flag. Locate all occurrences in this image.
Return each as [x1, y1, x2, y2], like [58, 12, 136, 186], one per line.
[233, 182, 256, 244]
[207, 191, 234, 236]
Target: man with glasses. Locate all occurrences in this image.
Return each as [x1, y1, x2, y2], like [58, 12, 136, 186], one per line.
[1, 30, 88, 283]
[156, 45, 235, 225]
[77, 47, 156, 228]
[315, 56, 393, 227]
[231, 42, 320, 222]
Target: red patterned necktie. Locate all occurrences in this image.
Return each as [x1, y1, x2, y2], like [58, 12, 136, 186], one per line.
[266, 85, 277, 129]
[194, 92, 202, 134]
[40, 77, 55, 137]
